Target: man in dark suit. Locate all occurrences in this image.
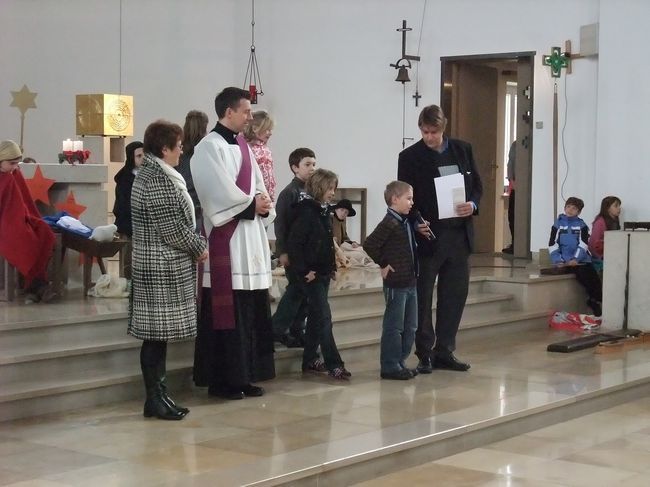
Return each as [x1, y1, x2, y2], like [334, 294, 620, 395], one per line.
[398, 105, 482, 373]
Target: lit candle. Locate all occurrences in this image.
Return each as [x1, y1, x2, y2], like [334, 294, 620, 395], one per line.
[62, 139, 73, 151]
[72, 140, 83, 151]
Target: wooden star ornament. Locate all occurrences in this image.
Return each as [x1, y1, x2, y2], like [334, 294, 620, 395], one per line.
[10, 84, 37, 115]
[24, 165, 55, 204]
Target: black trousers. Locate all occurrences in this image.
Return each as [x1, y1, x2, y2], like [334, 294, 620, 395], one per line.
[415, 226, 470, 359]
[508, 189, 515, 241]
[569, 264, 602, 302]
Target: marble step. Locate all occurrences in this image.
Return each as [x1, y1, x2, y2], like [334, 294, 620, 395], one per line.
[273, 309, 550, 375]
[0, 339, 194, 390]
[330, 292, 516, 343]
[271, 276, 489, 315]
[0, 307, 548, 420]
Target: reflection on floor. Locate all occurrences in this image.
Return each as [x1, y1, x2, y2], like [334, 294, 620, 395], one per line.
[1, 320, 649, 486]
[355, 397, 650, 487]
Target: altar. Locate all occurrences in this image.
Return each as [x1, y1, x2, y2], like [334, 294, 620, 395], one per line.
[603, 230, 650, 331]
[19, 163, 108, 228]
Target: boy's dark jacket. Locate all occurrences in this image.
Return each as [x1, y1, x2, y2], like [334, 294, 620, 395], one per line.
[364, 211, 417, 288]
[274, 177, 305, 256]
[287, 198, 336, 277]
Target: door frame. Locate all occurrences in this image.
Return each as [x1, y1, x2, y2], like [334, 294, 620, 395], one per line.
[440, 51, 535, 259]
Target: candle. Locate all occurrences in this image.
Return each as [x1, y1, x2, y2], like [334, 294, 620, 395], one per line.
[62, 139, 73, 151]
[72, 140, 83, 151]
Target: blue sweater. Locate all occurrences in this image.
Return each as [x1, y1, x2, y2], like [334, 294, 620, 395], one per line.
[548, 213, 591, 264]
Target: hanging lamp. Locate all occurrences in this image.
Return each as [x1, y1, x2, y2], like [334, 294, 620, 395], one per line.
[243, 0, 264, 103]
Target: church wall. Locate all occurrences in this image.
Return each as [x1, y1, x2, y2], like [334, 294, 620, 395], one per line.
[595, 0, 650, 224]
[1, 0, 610, 251]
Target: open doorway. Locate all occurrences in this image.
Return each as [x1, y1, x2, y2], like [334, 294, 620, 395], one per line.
[440, 52, 534, 259]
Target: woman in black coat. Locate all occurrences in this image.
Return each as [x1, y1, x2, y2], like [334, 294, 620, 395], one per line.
[113, 140, 144, 237]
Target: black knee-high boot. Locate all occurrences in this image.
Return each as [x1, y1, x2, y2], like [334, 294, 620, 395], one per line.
[140, 341, 184, 420]
[159, 344, 189, 415]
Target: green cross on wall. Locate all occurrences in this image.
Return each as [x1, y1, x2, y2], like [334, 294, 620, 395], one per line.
[543, 46, 569, 78]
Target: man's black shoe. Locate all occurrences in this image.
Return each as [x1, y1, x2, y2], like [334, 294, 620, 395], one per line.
[380, 369, 412, 380]
[434, 353, 471, 371]
[242, 384, 265, 397]
[416, 357, 433, 374]
[285, 335, 304, 348]
[208, 386, 244, 400]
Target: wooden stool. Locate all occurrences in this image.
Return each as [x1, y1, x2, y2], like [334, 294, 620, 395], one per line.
[61, 231, 128, 297]
[1, 257, 17, 301]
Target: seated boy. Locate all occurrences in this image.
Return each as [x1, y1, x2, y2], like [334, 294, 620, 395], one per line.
[364, 181, 419, 380]
[271, 148, 316, 347]
[331, 199, 358, 247]
[548, 196, 602, 316]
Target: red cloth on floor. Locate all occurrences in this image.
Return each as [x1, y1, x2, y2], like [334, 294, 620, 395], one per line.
[0, 168, 55, 286]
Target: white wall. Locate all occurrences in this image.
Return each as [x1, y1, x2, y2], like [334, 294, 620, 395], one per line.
[595, 0, 650, 223]
[1, 0, 620, 250]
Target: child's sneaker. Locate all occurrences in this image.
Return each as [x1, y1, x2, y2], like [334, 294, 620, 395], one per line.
[302, 358, 327, 374]
[328, 367, 350, 381]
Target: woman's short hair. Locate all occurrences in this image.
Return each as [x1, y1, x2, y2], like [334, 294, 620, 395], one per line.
[143, 120, 183, 158]
[243, 110, 274, 142]
[384, 180, 412, 206]
[182, 110, 209, 156]
[418, 105, 447, 129]
[306, 168, 338, 202]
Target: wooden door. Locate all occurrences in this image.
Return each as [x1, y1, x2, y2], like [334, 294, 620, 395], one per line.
[449, 63, 499, 253]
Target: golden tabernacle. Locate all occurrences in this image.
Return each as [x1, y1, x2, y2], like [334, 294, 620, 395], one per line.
[75, 94, 134, 137]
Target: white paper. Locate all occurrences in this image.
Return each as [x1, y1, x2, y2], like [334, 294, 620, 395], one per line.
[434, 173, 466, 219]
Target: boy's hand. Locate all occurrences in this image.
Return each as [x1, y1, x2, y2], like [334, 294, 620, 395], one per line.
[305, 270, 316, 282]
[416, 221, 433, 240]
[279, 253, 289, 267]
[567, 259, 578, 267]
[381, 264, 395, 279]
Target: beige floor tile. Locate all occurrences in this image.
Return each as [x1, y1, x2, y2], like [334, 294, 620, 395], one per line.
[198, 429, 323, 457]
[435, 448, 547, 477]
[199, 407, 311, 430]
[0, 468, 38, 487]
[43, 460, 191, 487]
[263, 416, 376, 443]
[1, 480, 69, 487]
[559, 439, 650, 473]
[486, 434, 586, 460]
[130, 444, 262, 475]
[517, 457, 637, 487]
[0, 445, 114, 477]
[353, 462, 500, 486]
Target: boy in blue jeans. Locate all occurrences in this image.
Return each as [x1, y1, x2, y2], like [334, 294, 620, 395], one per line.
[364, 181, 419, 380]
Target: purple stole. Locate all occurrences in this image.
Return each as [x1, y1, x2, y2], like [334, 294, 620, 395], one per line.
[205, 134, 253, 330]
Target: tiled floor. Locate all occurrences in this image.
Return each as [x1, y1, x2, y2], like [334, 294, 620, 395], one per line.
[1, 325, 650, 486]
[4, 255, 646, 486]
[354, 397, 650, 486]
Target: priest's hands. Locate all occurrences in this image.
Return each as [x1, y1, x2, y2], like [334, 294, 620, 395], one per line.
[255, 193, 273, 215]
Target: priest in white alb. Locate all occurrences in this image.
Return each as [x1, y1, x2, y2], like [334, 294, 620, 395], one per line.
[191, 87, 276, 400]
